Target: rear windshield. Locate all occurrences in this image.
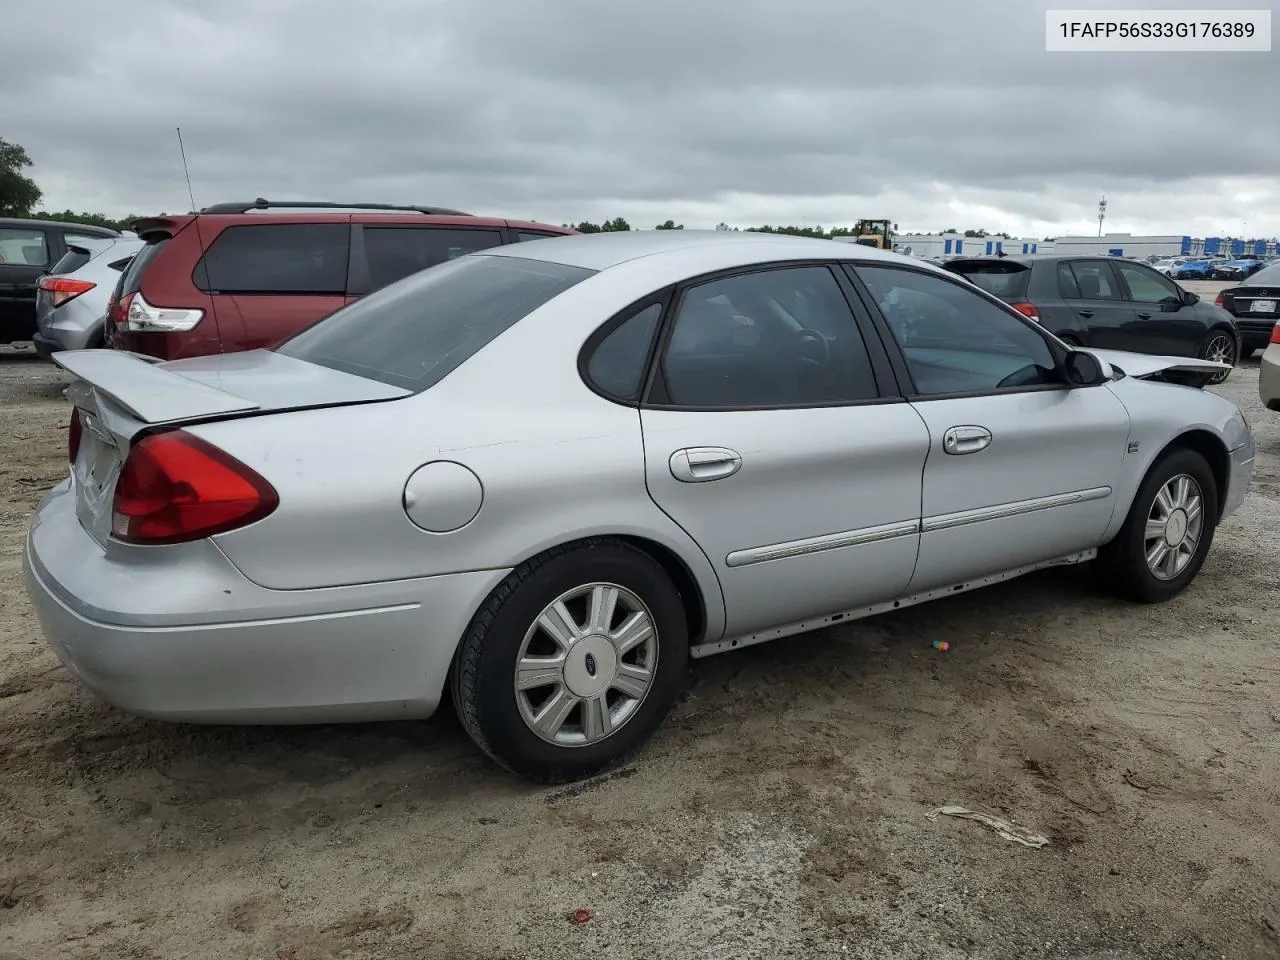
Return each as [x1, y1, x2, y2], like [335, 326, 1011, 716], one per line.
[49, 247, 92, 276]
[1246, 263, 1280, 286]
[120, 237, 171, 296]
[276, 254, 595, 392]
[945, 262, 1030, 299]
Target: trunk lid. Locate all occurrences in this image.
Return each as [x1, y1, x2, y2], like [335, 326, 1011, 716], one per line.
[54, 349, 409, 546]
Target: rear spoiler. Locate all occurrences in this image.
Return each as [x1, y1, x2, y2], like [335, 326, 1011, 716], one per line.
[53, 349, 259, 424]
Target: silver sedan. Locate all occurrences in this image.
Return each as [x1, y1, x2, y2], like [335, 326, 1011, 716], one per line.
[25, 231, 1256, 782]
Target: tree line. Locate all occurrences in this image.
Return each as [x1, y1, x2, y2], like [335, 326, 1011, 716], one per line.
[0, 136, 1064, 242]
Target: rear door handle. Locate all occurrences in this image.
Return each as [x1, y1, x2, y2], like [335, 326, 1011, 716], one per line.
[942, 425, 992, 455]
[1076, 310, 1094, 318]
[1137, 312, 1151, 319]
[669, 446, 742, 482]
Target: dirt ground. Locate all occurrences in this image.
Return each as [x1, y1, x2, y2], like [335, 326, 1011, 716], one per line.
[1, 294, 1278, 959]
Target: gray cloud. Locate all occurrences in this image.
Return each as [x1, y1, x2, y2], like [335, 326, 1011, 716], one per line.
[3, 0, 1276, 237]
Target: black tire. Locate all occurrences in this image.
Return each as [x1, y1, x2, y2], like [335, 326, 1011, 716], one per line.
[451, 538, 689, 783]
[1241, 347, 1256, 361]
[1202, 328, 1236, 384]
[1096, 447, 1219, 603]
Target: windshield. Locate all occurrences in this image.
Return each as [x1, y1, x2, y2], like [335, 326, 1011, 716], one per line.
[277, 254, 595, 392]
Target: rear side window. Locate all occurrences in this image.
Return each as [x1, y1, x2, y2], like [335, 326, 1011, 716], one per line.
[363, 227, 503, 291]
[1248, 263, 1280, 286]
[195, 223, 349, 294]
[584, 301, 663, 400]
[517, 231, 563, 242]
[277, 255, 595, 393]
[1056, 262, 1081, 298]
[1066, 261, 1120, 300]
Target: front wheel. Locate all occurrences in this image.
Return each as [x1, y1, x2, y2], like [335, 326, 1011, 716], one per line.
[1202, 330, 1236, 384]
[452, 539, 689, 783]
[1096, 447, 1219, 602]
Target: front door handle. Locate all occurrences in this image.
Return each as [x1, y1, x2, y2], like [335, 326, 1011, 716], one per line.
[1076, 310, 1095, 319]
[669, 446, 742, 482]
[942, 425, 992, 455]
[1137, 312, 1152, 319]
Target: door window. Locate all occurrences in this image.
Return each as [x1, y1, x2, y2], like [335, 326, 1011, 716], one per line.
[584, 301, 663, 400]
[363, 227, 503, 290]
[657, 266, 879, 407]
[1116, 261, 1179, 303]
[0, 228, 48, 266]
[856, 265, 1059, 396]
[194, 223, 350, 294]
[516, 231, 563, 242]
[1066, 261, 1121, 300]
[1056, 262, 1081, 299]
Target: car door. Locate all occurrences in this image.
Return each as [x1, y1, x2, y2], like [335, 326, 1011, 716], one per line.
[637, 263, 930, 639]
[0, 224, 52, 341]
[1057, 259, 1139, 349]
[850, 263, 1131, 594]
[1112, 259, 1204, 356]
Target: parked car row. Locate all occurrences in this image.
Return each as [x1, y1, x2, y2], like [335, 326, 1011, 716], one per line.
[24, 230, 1257, 782]
[942, 254, 1242, 382]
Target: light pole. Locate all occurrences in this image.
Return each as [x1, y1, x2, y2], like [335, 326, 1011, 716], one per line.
[1097, 196, 1107, 238]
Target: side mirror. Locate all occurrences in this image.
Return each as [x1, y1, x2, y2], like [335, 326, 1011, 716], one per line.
[1064, 348, 1112, 386]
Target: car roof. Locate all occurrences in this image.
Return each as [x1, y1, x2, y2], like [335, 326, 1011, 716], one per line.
[0, 217, 119, 235]
[479, 228, 918, 272]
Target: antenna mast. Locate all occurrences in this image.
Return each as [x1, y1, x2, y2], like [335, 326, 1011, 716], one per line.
[1096, 195, 1107, 238]
[176, 127, 198, 212]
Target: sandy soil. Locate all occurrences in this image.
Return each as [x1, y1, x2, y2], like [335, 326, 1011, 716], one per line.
[1, 300, 1278, 959]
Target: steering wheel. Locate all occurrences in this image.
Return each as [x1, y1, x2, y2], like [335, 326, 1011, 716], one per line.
[793, 328, 831, 366]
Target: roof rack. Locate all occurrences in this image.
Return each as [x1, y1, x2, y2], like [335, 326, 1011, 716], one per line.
[198, 199, 473, 216]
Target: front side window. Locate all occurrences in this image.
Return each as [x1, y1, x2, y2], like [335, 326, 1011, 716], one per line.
[659, 265, 879, 407]
[1067, 261, 1121, 301]
[277, 254, 594, 393]
[0, 228, 48, 266]
[363, 227, 503, 291]
[1115, 261, 1179, 303]
[856, 265, 1059, 396]
[195, 223, 350, 294]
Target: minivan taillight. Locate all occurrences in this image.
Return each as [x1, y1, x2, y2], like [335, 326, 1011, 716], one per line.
[1010, 301, 1041, 323]
[39, 276, 95, 307]
[111, 431, 278, 544]
[121, 292, 203, 333]
[68, 409, 82, 464]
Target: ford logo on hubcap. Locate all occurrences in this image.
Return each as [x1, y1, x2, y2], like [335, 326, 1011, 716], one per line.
[584, 653, 598, 677]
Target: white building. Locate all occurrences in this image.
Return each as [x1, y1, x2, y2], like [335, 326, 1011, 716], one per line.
[832, 230, 1277, 260]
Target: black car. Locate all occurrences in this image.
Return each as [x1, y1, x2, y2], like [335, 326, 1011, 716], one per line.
[1215, 260, 1280, 358]
[944, 255, 1240, 383]
[0, 217, 119, 345]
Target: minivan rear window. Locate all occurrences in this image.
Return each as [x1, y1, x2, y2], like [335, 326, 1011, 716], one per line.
[277, 254, 595, 393]
[945, 261, 1030, 299]
[120, 238, 171, 297]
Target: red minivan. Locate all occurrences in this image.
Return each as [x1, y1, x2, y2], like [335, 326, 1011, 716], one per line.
[105, 200, 575, 360]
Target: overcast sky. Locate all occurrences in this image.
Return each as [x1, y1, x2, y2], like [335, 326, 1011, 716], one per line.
[4, 0, 1276, 238]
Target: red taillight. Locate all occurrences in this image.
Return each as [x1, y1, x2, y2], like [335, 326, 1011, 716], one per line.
[108, 292, 132, 331]
[1271, 324, 1280, 345]
[68, 409, 83, 464]
[111, 431, 278, 544]
[1010, 301, 1040, 322]
[1214, 292, 1225, 307]
[38, 276, 95, 307]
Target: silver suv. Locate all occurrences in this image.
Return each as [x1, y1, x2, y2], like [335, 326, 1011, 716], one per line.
[33, 235, 142, 358]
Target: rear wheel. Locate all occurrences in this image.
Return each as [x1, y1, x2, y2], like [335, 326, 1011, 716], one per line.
[1096, 447, 1219, 602]
[452, 539, 689, 783]
[1202, 329, 1236, 383]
